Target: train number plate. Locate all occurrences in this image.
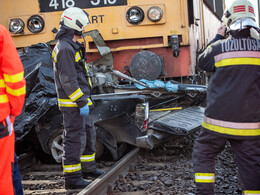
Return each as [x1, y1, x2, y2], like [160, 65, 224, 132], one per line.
[39, 0, 128, 12]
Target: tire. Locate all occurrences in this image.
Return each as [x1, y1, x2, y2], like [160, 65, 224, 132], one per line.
[47, 129, 105, 163]
[35, 113, 63, 156]
[95, 139, 105, 159]
[47, 129, 64, 163]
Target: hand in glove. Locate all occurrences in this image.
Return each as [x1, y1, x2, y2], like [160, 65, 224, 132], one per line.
[80, 104, 89, 117]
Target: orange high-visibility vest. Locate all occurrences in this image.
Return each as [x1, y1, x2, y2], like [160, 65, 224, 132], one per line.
[0, 24, 26, 122]
[0, 24, 26, 195]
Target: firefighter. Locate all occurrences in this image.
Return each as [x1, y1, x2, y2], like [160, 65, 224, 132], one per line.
[52, 7, 104, 190]
[0, 24, 26, 194]
[192, 0, 260, 194]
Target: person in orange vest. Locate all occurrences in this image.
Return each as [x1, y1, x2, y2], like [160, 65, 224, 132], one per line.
[0, 24, 26, 194]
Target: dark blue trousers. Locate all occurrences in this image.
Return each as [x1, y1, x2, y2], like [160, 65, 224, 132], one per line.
[192, 130, 260, 195]
[12, 153, 23, 195]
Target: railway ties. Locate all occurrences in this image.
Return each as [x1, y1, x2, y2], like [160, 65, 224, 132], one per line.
[20, 133, 239, 194]
[21, 163, 66, 195]
[79, 148, 140, 195]
[20, 136, 197, 194]
[79, 134, 199, 195]
[19, 148, 139, 195]
[79, 137, 197, 195]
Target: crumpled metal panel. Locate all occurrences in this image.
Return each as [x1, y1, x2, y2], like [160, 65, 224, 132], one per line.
[149, 106, 205, 135]
[15, 43, 57, 140]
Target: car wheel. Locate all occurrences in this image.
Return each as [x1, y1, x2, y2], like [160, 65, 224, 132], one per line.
[48, 128, 105, 163]
[48, 129, 64, 163]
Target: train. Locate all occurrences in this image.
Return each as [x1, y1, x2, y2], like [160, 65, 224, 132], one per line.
[1, 0, 225, 81]
[0, 0, 224, 162]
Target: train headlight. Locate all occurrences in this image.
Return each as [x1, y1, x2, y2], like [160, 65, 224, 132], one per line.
[27, 15, 45, 34]
[126, 6, 144, 25]
[148, 7, 163, 22]
[9, 18, 24, 34]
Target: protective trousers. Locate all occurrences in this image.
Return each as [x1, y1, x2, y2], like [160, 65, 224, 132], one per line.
[13, 153, 24, 195]
[0, 116, 15, 195]
[192, 130, 260, 195]
[62, 110, 96, 183]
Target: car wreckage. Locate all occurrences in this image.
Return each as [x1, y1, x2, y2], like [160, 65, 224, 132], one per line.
[15, 30, 206, 163]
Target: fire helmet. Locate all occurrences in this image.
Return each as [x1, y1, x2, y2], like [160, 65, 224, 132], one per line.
[60, 7, 90, 32]
[222, 0, 259, 30]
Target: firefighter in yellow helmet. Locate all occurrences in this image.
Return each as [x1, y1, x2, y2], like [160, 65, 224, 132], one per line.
[52, 7, 104, 190]
[192, 0, 260, 194]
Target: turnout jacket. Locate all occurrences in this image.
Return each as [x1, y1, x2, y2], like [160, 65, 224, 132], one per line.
[0, 24, 25, 195]
[198, 29, 260, 140]
[52, 27, 92, 111]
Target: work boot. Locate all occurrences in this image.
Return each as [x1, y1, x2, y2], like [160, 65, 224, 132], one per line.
[82, 168, 105, 179]
[65, 177, 91, 190]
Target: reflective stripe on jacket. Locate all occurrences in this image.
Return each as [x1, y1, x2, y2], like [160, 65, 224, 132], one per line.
[52, 38, 93, 111]
[0, 24, 26, 122]
[198, 31, 260, 140]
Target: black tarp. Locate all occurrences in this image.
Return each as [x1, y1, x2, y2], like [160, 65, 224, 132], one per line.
[14, 43, 57, 141]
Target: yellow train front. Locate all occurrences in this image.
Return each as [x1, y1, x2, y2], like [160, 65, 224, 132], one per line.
[1, 0, 223, 80]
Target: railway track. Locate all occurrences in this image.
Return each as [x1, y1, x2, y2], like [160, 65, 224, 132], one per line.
[20, 132, 241, 195]
[19, 153, 116, 195]
[79, 132, 241, 195]
[79, 148, 140, 195]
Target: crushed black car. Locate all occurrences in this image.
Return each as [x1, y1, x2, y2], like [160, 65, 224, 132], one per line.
[15, 30, 206, 163]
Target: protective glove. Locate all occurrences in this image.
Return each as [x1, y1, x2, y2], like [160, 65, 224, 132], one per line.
[80, 104, 89, 117]
[134, 79, 149, 89]
[134, 79, 165, 89]
[153, 80, 165, 88]
[165, 81, 179, 92]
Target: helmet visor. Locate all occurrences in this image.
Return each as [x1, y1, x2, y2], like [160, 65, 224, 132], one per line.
[230, 18, 259, 31]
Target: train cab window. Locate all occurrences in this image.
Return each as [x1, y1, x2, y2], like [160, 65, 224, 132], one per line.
[204, 0, 224, 20]
[187, 0, 195, 26]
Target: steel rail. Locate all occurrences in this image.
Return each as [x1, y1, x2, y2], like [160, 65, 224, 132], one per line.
[78, 148, 140, 195]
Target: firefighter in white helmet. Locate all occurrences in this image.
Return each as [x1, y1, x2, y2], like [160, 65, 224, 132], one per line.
[192, 0, 260, 194]
[52, 7, 104, 190]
